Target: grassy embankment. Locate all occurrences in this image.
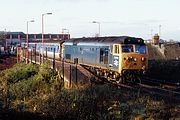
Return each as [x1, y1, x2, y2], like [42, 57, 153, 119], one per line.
[0, 62, 180, 120]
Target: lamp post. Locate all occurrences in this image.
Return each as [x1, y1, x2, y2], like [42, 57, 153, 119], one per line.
[4, 29, 7, 51]
[159, 25, 161, 39]
[26, 20, 35, 63]
[92, 21, 100, 37]
[42, 12, 52, 63]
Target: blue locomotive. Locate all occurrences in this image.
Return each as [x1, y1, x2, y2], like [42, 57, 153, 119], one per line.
[64, 36, 148, 82]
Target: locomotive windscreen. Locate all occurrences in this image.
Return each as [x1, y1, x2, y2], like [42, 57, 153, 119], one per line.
[135, 45, 146, 54]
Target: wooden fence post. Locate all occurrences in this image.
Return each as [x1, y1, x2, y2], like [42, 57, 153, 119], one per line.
[53, 48, 55, 69]
[39, 52, 41, 64]
[30, 49, 32, 63]
[70, 64, 72, 88]
[46, 48, 48, 60]
[74, 58, 78, 85]
[62, 58, 64, 85]
[35, 45, 36, 64]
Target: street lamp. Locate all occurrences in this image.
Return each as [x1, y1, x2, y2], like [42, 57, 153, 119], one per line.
[26, 20, 35, 63]
[159, 25, 161, 39]
[42, 12, 52, 62]
[92, 21, 100, 37]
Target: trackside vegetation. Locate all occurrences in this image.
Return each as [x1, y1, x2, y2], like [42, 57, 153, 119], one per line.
[0, 62, 180, 120]
[147, 60, 180, 80]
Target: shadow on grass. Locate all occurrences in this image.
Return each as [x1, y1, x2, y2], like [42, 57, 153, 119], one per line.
[0, 108, 54, 120]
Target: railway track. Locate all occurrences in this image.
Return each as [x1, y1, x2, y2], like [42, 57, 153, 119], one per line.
[141, 77, 180, 89]
[109, 80, 180, 101]
[137, 83, 180, 99]
[80, 64, 180, 100]
[88, 73, 180, 101]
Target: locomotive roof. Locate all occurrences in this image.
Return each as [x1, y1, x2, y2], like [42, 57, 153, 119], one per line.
[26, 40, 65, 44]
[65, 36, 145, 45]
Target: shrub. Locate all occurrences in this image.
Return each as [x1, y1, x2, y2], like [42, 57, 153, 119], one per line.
[4, 62, 39, 84]
[147, 60, 180, 80]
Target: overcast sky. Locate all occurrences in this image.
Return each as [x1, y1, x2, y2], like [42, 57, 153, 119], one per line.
[0, 0, 180, 41]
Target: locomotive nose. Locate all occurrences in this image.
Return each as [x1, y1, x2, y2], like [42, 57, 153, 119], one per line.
[122, 55, 146, 70]
[126, 56, 137, 62]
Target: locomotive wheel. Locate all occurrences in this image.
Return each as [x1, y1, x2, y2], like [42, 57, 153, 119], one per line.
[96, 70, 100, 76]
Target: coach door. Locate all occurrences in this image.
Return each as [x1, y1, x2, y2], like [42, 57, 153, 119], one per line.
[100, 48, 108, 64]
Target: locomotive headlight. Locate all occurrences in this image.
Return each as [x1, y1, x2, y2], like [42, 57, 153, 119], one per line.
[142, 66, 146, 70]
[134, 57, 137, 62]
[141, 57, 146, 62]
[128, 56, 133, 61]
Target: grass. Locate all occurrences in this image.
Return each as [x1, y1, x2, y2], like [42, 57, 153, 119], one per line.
[0, 61, 180, 119]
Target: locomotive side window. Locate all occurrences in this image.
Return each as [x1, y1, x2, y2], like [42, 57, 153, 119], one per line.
[135, 45, 146, 54]
[100, 48, 104, 62]
[122, 45, 133, 53]
[100, 48, 109, 64]
[114, 45, 119, 54]
[104, 48, 109, 64]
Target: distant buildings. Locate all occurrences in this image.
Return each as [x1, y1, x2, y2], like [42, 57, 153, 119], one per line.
[0, 31, 70, 49]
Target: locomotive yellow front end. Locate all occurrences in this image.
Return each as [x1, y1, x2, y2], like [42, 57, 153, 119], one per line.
[120, 45, 148, 71]
[113, 43, 148, 83]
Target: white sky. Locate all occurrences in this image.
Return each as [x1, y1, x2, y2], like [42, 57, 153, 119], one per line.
[0, 0, 180, 41]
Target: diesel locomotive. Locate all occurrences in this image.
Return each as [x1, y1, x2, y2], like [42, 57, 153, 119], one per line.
[23, 36, 148, 83]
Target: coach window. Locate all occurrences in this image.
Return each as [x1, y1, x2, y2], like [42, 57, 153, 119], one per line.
[114, 45, 120, 54]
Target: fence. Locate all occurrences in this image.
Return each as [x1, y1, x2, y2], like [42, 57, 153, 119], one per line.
[18, 47, 80, 88]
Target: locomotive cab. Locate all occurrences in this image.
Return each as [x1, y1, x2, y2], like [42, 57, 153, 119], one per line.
[112, 43, 148, 82]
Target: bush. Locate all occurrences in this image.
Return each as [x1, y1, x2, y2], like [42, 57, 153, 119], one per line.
[4, 62, 39, 84]
[147, 60, 180, 80]
[8, 61, 62, 101]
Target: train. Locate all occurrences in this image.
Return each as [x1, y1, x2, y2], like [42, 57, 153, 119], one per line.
[21, 36, 148, 83]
